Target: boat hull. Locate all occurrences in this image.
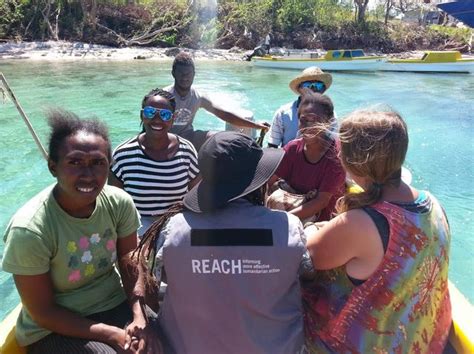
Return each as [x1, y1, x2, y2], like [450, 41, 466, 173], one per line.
[0, 304, 25, 354]
[1, 281, 472, 353]
[380, 61, 474, 73]
[252, 57, 385, 71]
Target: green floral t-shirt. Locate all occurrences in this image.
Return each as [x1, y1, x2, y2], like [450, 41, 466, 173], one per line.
[2, 184, 140, 346]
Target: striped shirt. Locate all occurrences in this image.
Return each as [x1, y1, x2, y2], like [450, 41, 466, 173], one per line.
[111, 135, 199, 217]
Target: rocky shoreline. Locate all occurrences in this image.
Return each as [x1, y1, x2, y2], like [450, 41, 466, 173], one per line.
[0, 41, 247, 61]
[1, 41, 473, 62]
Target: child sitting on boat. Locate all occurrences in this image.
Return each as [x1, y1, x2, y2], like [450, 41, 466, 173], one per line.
[109, 88, 200, 237]
[303, 109, 452, 353]
[1, 110, 157, 352]
[267, 91, 346, 223]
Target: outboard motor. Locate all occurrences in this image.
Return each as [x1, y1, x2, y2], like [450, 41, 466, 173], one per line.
[225, 109, 257, 139]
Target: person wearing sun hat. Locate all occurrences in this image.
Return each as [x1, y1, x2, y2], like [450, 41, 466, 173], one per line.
[268, 66, 333, 148]
[134, 131, 307, 353]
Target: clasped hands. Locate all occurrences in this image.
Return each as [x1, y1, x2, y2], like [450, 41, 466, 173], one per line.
[121, 319, 163, 354]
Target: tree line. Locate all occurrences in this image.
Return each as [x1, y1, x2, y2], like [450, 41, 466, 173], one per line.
[0, 0, 471, 52]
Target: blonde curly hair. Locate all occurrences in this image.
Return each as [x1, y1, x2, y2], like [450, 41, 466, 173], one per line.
[336, 109, 408, 213]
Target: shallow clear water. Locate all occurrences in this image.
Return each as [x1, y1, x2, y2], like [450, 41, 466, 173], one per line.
[0, 60, 473, 320]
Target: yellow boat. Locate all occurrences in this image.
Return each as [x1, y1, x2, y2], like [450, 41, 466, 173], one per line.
[252, 49, 386, 71]
[0, 305, 24, 354]
[1, 280, 473, 353]
[1, 173, 471, 353]
[381, 51, 474, 73]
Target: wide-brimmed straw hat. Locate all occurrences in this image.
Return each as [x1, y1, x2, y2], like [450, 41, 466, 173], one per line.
[289, 66, 332, 95]
[184, 131, 284, 213]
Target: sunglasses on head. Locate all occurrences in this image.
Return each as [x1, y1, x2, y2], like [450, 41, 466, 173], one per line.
[300, 81, 326, 93]
[141, 106, 173, 121]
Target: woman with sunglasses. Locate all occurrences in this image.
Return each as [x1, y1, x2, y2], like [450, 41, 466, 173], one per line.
[268, 66, 333, 148]
[109, 88, 199, 236]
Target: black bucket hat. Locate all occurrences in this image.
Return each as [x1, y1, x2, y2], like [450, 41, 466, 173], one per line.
[184, 131, 284, 213]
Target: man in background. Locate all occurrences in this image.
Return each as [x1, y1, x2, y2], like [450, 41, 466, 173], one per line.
[264, 33, 271, 54]
[165, 52, 268, 151]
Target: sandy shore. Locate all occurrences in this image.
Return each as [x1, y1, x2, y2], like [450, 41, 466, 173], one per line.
[2, 41, 472, 62]
[0, 41, 247, 61]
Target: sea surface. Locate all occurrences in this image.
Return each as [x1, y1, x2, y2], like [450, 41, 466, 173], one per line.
[0, 60, 473, 320]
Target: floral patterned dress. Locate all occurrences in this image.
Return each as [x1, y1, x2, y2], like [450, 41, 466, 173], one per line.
[302, 192, 451, 353]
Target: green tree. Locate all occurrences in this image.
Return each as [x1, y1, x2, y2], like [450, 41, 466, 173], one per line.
[0, 0, 28, 38]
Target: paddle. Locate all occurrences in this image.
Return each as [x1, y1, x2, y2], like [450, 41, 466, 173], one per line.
[0, 73, 48, 160]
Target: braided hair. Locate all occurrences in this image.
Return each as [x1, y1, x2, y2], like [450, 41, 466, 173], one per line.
[141, 88, 176, 111]
[133, 190, 268, 278]
[133, 202, 184, 277]
[139, 88, 176, 133]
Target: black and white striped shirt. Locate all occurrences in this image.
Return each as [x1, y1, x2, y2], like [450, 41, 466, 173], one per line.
[111, 135, 199, 217]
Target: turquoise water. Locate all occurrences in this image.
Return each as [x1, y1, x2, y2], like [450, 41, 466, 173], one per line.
[0, 60, 473, 320]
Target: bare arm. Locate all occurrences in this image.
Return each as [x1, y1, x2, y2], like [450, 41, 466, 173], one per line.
[289, 192, 332, 220]
[118, 233, 163, 353]
[306, 209, 384, 280]
[267, 174, 280, 191]
[201, 96, 269, 131]
[108, 171, 124, 189]
[14, 274, 126, 349]
[117, 233, 145, 324]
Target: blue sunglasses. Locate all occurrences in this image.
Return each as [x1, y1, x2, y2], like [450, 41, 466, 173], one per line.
[141, 106, 173, 121]
[299, 81, 326, 93]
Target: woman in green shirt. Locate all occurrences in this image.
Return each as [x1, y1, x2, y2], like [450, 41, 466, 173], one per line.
[2, 110, 159, 353]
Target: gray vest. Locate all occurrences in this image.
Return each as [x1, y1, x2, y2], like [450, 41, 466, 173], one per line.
[158, 199, 306, 354]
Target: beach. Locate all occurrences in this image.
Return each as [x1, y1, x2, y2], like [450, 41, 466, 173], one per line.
[5, 41, 470, 62]
[0, 41, 247, 61]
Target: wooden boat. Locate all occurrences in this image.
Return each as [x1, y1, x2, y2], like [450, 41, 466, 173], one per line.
[449, 281, 474, 354]
[0, 304, 25, 354]
[1, 280, 472, 353]
[0, 168, 472, 353]
[252, 49, 386, 72]
[381, 51, 474, 73]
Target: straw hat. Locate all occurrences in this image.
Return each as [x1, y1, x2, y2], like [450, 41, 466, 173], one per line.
[289, 66, 332, 95]
[184, 131, 284, 213]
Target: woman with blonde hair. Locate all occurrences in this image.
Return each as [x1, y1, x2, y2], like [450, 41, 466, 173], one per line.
[304, 110, 451, 353]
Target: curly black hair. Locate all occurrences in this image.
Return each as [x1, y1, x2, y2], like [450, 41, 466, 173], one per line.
[172, 51, 195, 72]
[47, 109, 111, 162]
